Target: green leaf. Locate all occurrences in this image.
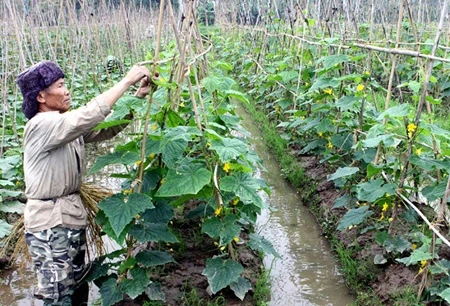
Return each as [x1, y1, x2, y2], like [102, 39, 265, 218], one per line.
[140, 201, 174, 224]
[202, 257, 244, 294]
[226, 90, 249, 103]
[279, 70, 299, 83]
[335, 95, 359, 112]
[332, 194, 354, 209]
[429, 259, 450, 275]
[248, 233, 280, 258]
[308, 77, 340, 93]
[385, 236, 411, 253]
[135, 250, 176, 267]
[315, 54, 350, 70]
[220, 173, 266, 209]
[327, 167, 359, 181]
[146, 282, 166, 301]
[160, 138, 188, 168]
[408, 81, 421, 93]
[374, 254, 387, 265]
[0, 219, 12, 238]
[0, 200, 25, 214]
[361, 134, 398, 148]
[376, 104, 408, 120]
[210, 138, 248, 162]
[92, 119, 130, 131]
[439, 288, 450, 303]
[396, 245, 433, 266]
[119, 266, 150, 299]
[202, 215, 241, 245]
[165, 108, 186, 127]
[230, 277, 252, 301]
[99, 277, 123, 306]
[367, 164, 383, 178]
[88, 151, 140, 175]
[129, 222, 179, 243]
[95, 210, 131, 245]
[356, 179, 397, 202]
[155, 163, 212, 197]
[118, 257, 136, 274]
[110, 95, 143, 120]
[0, 179, 15, 187]
[409, 155, 450, 172]
[337, 206, 373, 231]
[98, 193, 154, 238]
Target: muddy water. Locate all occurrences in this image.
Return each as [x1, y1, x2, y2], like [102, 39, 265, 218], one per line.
[237, 106, 354, 306]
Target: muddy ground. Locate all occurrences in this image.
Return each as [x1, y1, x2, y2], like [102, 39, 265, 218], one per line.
[299, 154, 438, 305]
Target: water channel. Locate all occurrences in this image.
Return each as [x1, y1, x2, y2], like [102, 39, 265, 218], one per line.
[0, 109, 354, 305]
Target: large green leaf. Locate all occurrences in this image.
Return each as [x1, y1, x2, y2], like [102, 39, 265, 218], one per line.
[230, 277, 252, 301]
[337, 206, 374, 231]
[362, 134, 398, 148]
[119, 266, 150, 299]
[409, 155, 450, 172]
[202, 257, 244, 294]
[201, 215, 241, 245]
[88, 151, 140, 175]
[315, 54, 350, 70]
[92, 119, 130, 131]
[439, 288, 450, 304]
[308, 77, 340, 93]
[129, 222, 178, 243]
[98, 193, 154, 237]
[356, 179, 397, 202]
[0, 200, 25, 214]
[109, 95, 143, 120]
[248, 233, 279, 258]
[210, 138, 248, 162]
[376, 104, 409, 120]
[0, 219, 12, 238]
[135, 250, 176, 267]
[140, 201, 174, 224]
[146, 282, 166, 301]
[327, 167, 359, 181]
[165, 108, 186, 127]
[220, 173, 266, 209]
[226, 90, 249, 103]
[396, 245, 433, 266]
[99, 277, 123, 306]
[155, 163, 211, 197]
[95, 210, 131, 245]
[160, 138, 187, 168]
[384, 236, 411, 253]
[429, 259, 450, 275]
[335, 95, 360, 112]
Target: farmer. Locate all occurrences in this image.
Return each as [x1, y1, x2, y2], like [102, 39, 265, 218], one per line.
[17, 60, 152, 305]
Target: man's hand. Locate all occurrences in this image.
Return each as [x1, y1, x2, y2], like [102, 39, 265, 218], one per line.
[134, 72, 159, 98]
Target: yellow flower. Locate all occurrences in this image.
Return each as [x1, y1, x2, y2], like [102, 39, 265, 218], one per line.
[364, 71, 370, 76]
[220, 246, 226, 251]
[379, 212, 385, 221]
[233, 237, 239, 243]
[412, 244, 417, 250]
[388, 217, 394, 222]
[420, 260, 427, 268]
[323, 88, 333, 95]
[327, 142, 333, 149]
[151, 124, 158, 131]
[223, 162, 231, 173]
[136, 160, 142, 166]
[318, 132, 323, 137]
[382, 203, 389, 212]
[356, 84, 365, 92]
[214, 242, 219, 246]
[124, 189, 132, 195]
[415, 148, 422, 155]
[180, 101, 185, 107]
[232, 198, 239, 205]
[160, 178, 166, 185]
[215, 206, 222, 216]
[407, 123, 417, 138]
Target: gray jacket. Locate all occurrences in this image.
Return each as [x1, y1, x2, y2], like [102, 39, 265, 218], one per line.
[23, 98, 124, 232]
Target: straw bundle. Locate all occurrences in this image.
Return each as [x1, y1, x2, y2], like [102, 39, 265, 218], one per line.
[0, 184, 112, 268]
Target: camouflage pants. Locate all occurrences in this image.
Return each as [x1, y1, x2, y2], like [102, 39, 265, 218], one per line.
[25, 227, 87, 305]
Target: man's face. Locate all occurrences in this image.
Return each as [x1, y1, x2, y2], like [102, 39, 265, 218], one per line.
[40, 78, 71, 113]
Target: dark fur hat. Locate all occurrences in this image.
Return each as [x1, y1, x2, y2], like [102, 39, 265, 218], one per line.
[17, 61, 65, 119]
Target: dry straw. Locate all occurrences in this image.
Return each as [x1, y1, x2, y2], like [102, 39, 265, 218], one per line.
[0, 184, 112, 269]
